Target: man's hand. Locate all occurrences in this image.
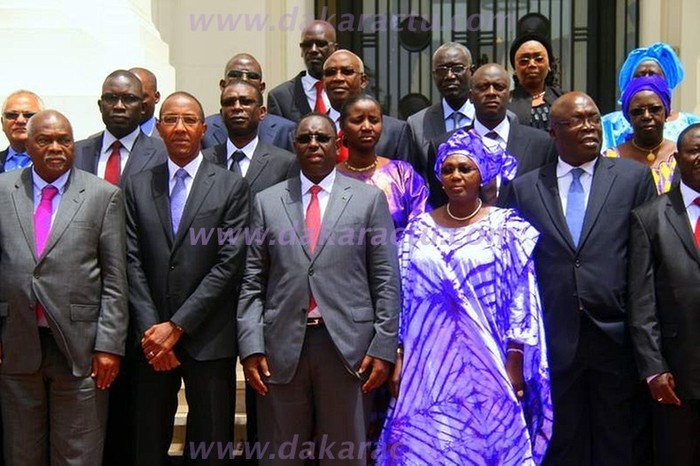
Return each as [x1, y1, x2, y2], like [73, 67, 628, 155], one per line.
[388, 352, 402, 398]
[150, 349, 181, 372]
[142, 321, 183, 362]
[505, 345, 525, 402]
[92, 352, 121, 390]
[359, 356, 391, 393]
[649, 372, 682, 406]
[242, 354, 271, 396]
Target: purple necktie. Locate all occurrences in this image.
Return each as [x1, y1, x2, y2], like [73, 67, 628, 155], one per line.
[34, 185, 59, 325]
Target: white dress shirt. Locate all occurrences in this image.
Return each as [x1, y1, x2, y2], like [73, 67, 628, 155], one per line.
[226, 137, 258, 177]
[473, 117, 510, 151]
[32, 168, 71, 228]
[167, 153, 203, 201]
[556, 157, 597, 212]
[301, 71, 330, 113]
[99, 127, 140, 179]
[680, 181, 700, 231]
[442, 98, 475, 132]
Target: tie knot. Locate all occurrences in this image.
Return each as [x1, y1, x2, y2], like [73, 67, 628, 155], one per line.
[309, 185, 322, 196]
[112, 140, 121, 151]
[175, 168, 188, 181]
[314, 81, 324, 91]
[232, 150, 246, 163]
[694, 197, 700, 207]
[41, 185, 59, 201]
[484, 131, 499, 140]
[571, 168, 583, 180]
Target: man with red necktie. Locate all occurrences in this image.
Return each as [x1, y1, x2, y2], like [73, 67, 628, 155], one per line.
[0, 110, 127, 466]
[628, 122, 700, 466]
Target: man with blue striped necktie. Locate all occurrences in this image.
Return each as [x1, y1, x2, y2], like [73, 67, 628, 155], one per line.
[1, 90, 44, 173]
[506, 92, 657, 466]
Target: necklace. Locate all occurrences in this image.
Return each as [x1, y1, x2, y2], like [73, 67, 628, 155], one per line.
[631, 138, 663, 162]
[344, 159, 377, 172]
[532, 90, 546, 100]
[446, 199, 483, 222]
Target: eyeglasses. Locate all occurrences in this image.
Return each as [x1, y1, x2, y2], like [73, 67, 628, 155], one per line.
[300, 39, 333, 49]
[100, 93, 142, 106]
[2, 111, 37, 120]
[553, 114, 602, 129]
[322, 67, 359, 77]
[628, 105, 665, 118]
[160, 114, 202, 126]
[433, 64, 469, 77]
[226, 70, 262, 80]
[295, 133, 333, 144]
[516, 55, 547, 66]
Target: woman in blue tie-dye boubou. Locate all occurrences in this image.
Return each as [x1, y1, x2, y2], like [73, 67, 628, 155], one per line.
[377, 129, 553, 465]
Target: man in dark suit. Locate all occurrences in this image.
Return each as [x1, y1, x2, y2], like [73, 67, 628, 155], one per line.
[0, 90, 44, 173]
[323, 50, 417, 167]
[129, 67, 161, 138]
[238, 113, 400, 466]
[0, 110, 127, 466]
[126, 92, 249, 466]
[74, 69, 167, 188]
[505, 92, 657, 466]
[428, 63, 556, 207]
[202, 53, 296, 152]
[406, 42, 474, 179]
[628, 123, 700, 466]
[203, 79, 297, 197]
[267, 20, 336, 123]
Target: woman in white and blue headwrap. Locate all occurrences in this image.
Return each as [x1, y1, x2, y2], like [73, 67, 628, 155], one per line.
[600, 42, 700, 152]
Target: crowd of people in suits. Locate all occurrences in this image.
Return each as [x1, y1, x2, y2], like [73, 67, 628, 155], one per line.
[0, 16, 698, 466]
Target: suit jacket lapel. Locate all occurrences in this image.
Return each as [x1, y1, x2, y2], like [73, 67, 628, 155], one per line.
[151, 163, 174, 246]
[666, 187, 700, 264]
[281, 177, 312, 259]
[84, 134, 102, 174]
[578, 157, 616, 249]
[121, 133, 152, 182]
[11, 169, 39, 261]
[312, 176, 352, 261]
[40, 169, 86, 260]
[425, 104, 446, 140]
[535, 163, 576, 249]
[172, 160, 216, 250]
[293, 73, 312, 115]
[246, 145, 270, 189]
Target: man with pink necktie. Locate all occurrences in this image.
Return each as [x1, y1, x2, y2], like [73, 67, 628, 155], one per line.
[0, 110, 127, 466]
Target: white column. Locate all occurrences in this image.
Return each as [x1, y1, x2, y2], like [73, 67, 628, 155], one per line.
[0, 0, 175, 146]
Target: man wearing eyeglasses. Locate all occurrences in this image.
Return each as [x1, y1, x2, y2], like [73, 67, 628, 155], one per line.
[505, 92, 657, 466]
[267, 20, 337, 123]
[0, 90, 44, 174]
[322, 50, 417, 168]
[406, 43, 475, 181]
[126, 92, 249, 466]
[201, 53, 296, 153]
[74, 70, 167, 189]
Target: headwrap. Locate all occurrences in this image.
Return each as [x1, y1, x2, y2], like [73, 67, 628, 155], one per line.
[509, 32, 554, 69]
[435, 129, 518, 186]
[620, 74, 671, 123]
[618, 42, 685, 92]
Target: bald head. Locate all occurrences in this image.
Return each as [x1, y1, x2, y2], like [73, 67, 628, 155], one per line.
[26, 110, 75, 182]
[129, 67, 160, 122]
[322, 50, 368, 111]
[220, 53, 265, 92]
[1, 90, 45, 152]
[300, 21, 337, 79]
[550, 92, 602, 166]
[469, 63, 510, 127]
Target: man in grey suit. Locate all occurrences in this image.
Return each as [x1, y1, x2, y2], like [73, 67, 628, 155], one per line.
[126, 92, 249, 466]
[0, 110, 127, 466]
[267, 20, 337, 123]
[628, 123, 700, 466]
[203, 79, 297, 197]
[406, 42, 475, 179]
[323, 50, 417, 168]
[0, 90, 44, 173]
[428, 63, 557, 206]
[74, 69, 167, 188]
[505, 92, 657, 466]
[238, 113, 400, 466]
[202, 53, 296, 153]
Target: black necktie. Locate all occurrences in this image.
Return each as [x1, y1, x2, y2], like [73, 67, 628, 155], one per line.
[230, 150, 246, 176]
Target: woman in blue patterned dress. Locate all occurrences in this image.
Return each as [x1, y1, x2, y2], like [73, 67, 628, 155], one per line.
[378, 130, 553, 465]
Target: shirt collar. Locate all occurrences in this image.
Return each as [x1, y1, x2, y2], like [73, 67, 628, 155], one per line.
[140, 116, 157, 137]
[679, 181, 700, 209]
[473, 117, 510, 142]
[32, 168, 71, 193]
[103, 127, 140, 154]
[167, 153, 204, 181]
[441, 98, 475, 122]
[7, 146, 28, 160]
[301, 71, 321, 92]
[328, 107, 340, 125]
[300, 168, 336, 195]
[226, 136, 258, 162]
[556, 156, 598, 179]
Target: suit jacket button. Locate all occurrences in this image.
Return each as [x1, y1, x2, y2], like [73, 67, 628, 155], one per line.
[33, 273, 39, 279]
[170, 265, 175, 270]
[575, 260, 581, 268]
[308, 269, 314, 276]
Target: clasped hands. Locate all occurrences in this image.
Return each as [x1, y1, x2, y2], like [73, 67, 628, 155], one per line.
[141, 321, 184, 371]
[242, 354, 391, 396]
[649, 372, 681, 406]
